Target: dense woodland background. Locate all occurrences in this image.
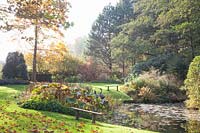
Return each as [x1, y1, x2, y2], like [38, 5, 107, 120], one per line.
[87, 0, 200, 81]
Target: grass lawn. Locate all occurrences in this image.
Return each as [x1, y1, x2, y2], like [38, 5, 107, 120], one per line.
[83, 83, 131, 101]
[0, 85, 156, 133]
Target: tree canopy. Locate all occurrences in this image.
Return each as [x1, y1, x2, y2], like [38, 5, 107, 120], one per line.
[0, 0, 70, 81]
[88, 0, 200, 80]
[87, 0, 134, 76]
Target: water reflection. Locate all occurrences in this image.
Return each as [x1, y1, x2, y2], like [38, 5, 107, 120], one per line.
[109, 103, 200, 133]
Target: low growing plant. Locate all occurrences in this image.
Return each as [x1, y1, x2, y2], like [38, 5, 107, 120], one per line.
[121, 69, 186, 103]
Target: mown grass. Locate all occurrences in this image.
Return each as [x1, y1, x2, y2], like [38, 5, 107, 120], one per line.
[84, 83, 131, 101]
[0, 85, 155, 133]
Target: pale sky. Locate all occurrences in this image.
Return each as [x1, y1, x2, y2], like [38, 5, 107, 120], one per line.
[0, 0, 118, 62]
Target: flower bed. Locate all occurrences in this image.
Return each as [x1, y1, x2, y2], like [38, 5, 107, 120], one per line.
[19, 83, 109, 116]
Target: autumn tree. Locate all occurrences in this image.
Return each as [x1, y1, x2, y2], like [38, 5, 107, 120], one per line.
[25, 49, 49, 73]
[1, 0, 70, 81]
[25, 42, 81, 81]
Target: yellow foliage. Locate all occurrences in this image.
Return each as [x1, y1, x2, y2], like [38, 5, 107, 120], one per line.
[25, 42, 81, 74]
[138, 86, 156, 102]
[8, 0, 70, 29]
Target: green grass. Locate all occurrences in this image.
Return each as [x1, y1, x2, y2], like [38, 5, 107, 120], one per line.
[0, 85, 155, 133]
[84, 82, 131, 101]
[0, 85, 27, 100]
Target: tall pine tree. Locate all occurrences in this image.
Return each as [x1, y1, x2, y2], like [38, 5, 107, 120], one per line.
[87, 4, 116, 73]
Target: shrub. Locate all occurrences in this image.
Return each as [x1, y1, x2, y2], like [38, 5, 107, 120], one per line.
[20, 99, 91, 119]
[185, 56, 200, 109]
[121, 69, 186, 103]
[19, 83, 110, 113]
[28, 73, 52, 82]
[52, 75, 81, 83]
[138, 87, 156, 103]
[21, 100, 66, 113]
[0, 79, 29, 85]
[64, 75, 81, 83]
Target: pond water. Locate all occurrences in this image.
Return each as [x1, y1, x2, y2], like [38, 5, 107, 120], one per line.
[107, 103, 200, 133]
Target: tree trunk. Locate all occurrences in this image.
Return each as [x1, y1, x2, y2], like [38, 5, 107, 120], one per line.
[190, 39, 195, 59]
[187, 16, 195, 59]
[189, 29, 195, 59]
[131, 57, 136, 67]
[122, 60, 125, 78]
[108, 31, 112, 75]
[122, 46, 125, 78]
[32, 24, 38, 82]
[109, 62, 112, 73]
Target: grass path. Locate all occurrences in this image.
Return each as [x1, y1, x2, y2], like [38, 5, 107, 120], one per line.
[0, 85, 155, 133]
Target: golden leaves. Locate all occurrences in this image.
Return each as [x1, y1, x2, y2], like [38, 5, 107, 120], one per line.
[7, 0, 70, 30]
[25, 42, 70, 73]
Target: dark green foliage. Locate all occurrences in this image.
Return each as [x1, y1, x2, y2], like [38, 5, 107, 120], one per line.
[20, 100, 91, 119]
[87, 0, 200, 81]
[87, 4, 116, 71]
[128, 54, 189, 81]
[21, 100, 67, 113]
[28, 73, 52, 82]
[111, 0, 200, 81]
[132, 54, 170, 75]
[87, 0, 134, 74]
[166, 55, 189, 80]
[2, 52, 28, 80]
[185, 56, 200, 109]
[0, 79, 29, 85]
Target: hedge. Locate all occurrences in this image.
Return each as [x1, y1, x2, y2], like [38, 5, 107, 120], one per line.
[0, 79, 29, 85]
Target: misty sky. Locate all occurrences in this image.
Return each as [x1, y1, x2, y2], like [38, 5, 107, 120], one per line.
[0, 0, 118, 62]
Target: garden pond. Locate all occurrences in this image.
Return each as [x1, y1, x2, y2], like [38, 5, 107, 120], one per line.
[106, 103, 200, 133]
